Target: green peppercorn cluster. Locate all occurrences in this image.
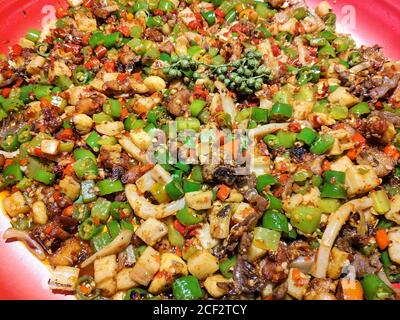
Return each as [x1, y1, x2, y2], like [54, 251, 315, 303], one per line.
[163, 56, 202, 82]
[212, 50, 271, 95]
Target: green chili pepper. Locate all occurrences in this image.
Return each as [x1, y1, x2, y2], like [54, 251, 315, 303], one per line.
[76, 276, 100, 300]
[1, 134, 20, 152]
[276, 131, 297, 149]
[183, 179, 202, 193]
[107, 220, 121, 239]
[320, 183, 347, 199]
[190, 165, 203, 183]
[165, 178, 185, 200]
[110, 201, 132, 220]
[270, 103, 293, 121]
[189, 100, 207, 117]
[256, 174, 278, 193]
[103, 32, 122, 48]
[131, 0, 148, 12]
[290, 206, 321, 234]
[86, 131, 101, 152]
[81, 180, 97, 203]
[202, 10, 216, 25]
[158, 0, 174, 12]
[263, 134, 280, 149]
[72, 203, 90, 222]
[350, 102, 371, 115]
[149, 182, 171, 204]
[255, 2, 276, 19]
[3, 163, 24, 185]
[11, 216, 33, 231]
[91, 232, 112, 252]
[168, 223, 185, 248]
[93, 112, 113, 124]
[297, 127, 317, 145]
[33, 85, 52, 100]
[55, 76, 73, 91]
[16, 177, 33, 191]
[253, 227, 281, 251]
[176, 207, 203, 226]
[97, 179, 124, 196]
[318, 44, 336, 58]
[265, 193, 283, 211]
[74, 158, 99, 180]
[175, 162, 192, 173]
[17, 125, 32, 144]
[176, 117, 201, 132]
[348, 51, 362, 67]
[225, 9, 236, 23]
[318, 198, 340, 214]
[296, 66, 321, 85]
[79, 217, 103, 240]
[91, 198, 112, 223]
[251, 107, 269, 124]
[330, 105, 348, 120]
[219, 255, 237, 279]
[361, 273, 394, 300]
[73, 148, 97, 162]
[377, 217, 395, 229]
[262, 209, 289, 233]
[25, 28, 41, 43]
[73, 66, 92, 85]
[172, 276, 204, 300]
[124, 287, 152, 300]
[32, 168, 55, 185]
[147, 16, 163, 28]
[310, 134, 335, 155]
[293, 7, 307, 20]
[147, 106, 167, 127]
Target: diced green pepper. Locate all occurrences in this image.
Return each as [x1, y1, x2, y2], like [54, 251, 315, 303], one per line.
[256, 174, 278, 193]
[91, 198, 112, 223]
[253, 227, 281, 251]
[219, 255, 237, 279]
[262, 209, 289, 233]
[176, 207, 203, 226]
[290, 206, 321, 234]
[172, 276, 204, 300]
[361, 273, 394, 300]
[81, 180, 97, 203]
[97, 179, 124, 196]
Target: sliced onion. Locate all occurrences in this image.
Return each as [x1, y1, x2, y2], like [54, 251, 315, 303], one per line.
[349, 61, 372, 74]
[81, 229, 133, 268]
[214, 81, 237, 120]
[311, 197, 372, 278]
[3, 228, 46, 260]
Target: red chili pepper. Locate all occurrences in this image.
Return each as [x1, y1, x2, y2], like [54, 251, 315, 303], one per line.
[83, 0, 94, 8]
[104, 60, 116, 72]
[33, 147, 45, 157]
[288, 122, 301, 133]
[374, 101, 384, 110]
[10, 44, 22, 58]
[215, 9, 225, 18]
[153, 9, 164, 16]
[117, 73, 128, 83]
[63, 43, 81, 55]
[271, 44, 281, 57]
[55, 6, 68, 19]
[95, 45, 107, 59]
[2, 87, 11, 98]
[118, 25, 131, 37]
[40, 98, 52, 108]
[84, 57, 100, 70]
[174, 220, 187, 235]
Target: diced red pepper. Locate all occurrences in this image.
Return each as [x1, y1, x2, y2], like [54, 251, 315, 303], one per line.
[84, 57, 100, 70]
[117, 73, 128, 83]
[271, 44, 281, 57]
[2, 87, 11, 98]
[55, 6, 68, 19]
[118, 25, 131, 37]
[95, 45, 107, 59]
[10, 44, 22, 58]
[215, 8, 225, 18]
[104, 60, 116, 72]
[83, 0, 94, 8]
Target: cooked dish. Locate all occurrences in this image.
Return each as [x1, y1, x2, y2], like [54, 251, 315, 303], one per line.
[1, 0, 400, 300]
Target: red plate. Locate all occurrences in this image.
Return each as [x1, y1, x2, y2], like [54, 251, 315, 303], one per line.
[0, 0, 399, 300]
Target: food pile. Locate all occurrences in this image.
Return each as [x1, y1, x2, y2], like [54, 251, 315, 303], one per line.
[1, 0, 400, 300]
